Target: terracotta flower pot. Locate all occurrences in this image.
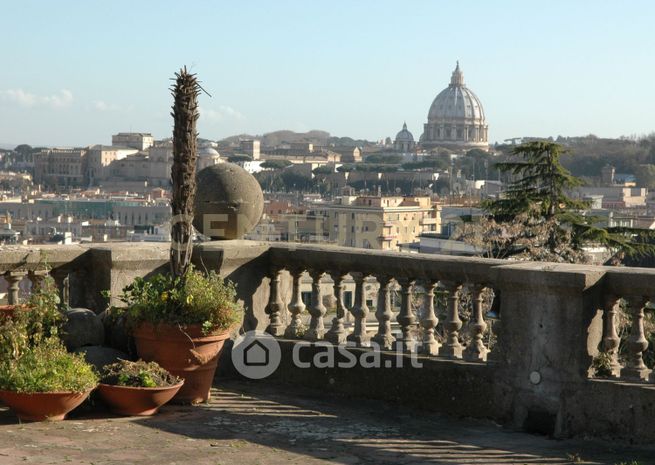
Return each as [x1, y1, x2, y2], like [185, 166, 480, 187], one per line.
[0, 304, 26, 320]
[132, 322, 230, 404]
[97, 381, 184, 416]
[0, 389, 93, 421]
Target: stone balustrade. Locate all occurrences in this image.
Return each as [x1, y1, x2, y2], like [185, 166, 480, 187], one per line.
[262, 243, 502, 362]
[2, 240, 655, 441]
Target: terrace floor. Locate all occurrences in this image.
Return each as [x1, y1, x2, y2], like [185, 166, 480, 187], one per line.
[0, 379, 653, 465]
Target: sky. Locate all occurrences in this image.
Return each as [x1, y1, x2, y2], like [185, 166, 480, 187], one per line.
[1, 0, 654, 147]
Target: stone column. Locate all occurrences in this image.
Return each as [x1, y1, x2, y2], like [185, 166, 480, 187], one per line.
[265, 267, 286, 337]
[304, 270, 326, 341]
[51, 267, 70, 308]
[325, 271, 348, 344]
[372, 275, 395, 349]
[28, 269, 49, 292]
[346, 272, 370, 347]
[420, 280, 440, 355]
[394, 278, 417, 352]
[5, 271, 26, 305]
[439, 281, 463, 359]
[601, 295, 621, 377]
[491, 262, 605, 437]
[284, 269, 306, 339]
[621, 295, 651, 381]
[463, 285, 488, 362]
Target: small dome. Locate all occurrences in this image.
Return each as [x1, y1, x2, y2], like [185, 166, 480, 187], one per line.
[198, 146, 220, 158]
[395, 122, 414, 142]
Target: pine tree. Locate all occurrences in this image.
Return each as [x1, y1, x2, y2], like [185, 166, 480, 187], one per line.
[480, 141, 655, 261]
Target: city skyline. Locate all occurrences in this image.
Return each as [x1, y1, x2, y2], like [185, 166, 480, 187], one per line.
[1, 0, 654, 147]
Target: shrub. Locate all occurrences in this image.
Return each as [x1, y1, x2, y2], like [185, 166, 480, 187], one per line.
[0, 276, 64, 361]
[0, 338, 98, 393]
[118, 266, 242, 333]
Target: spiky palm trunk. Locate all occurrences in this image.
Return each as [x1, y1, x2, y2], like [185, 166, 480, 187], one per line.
[170, 67, 200, 278]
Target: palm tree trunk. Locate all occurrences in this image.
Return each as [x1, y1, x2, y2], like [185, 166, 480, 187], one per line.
[170, 67, 200, 278]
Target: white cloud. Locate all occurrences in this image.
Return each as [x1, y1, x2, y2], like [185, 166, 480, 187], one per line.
[0, 88, 73, 108]
[200, 105, 245, 122]
[93, 100, 120, 112]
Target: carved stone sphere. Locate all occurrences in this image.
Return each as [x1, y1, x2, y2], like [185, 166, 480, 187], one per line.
[193, 163, 263, 239]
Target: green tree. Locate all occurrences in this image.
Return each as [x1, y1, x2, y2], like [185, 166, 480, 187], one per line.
[635, 164, 655, 188]
[364, 153, 403, 164]
[480, 141, 655, 261]
[261, 159, 292, 170]
[486, 141, 586, 220]
[227, 154, 252, 163]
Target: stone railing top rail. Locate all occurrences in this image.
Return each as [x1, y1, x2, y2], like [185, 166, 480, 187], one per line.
[0, 241, 653, 296]
[0, 242, 169, 273]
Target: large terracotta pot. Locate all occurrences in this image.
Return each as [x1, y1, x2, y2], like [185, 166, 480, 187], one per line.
[97, 381, 184, 416]
[0, 389, 93, 421]
[132, 322, 230, 404]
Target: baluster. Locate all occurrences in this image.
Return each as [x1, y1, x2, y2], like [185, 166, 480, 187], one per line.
[304, 270, 326, 341]
[394, 278, 417, 352]
[51, 267, 69, 307]
[265, 267, 286, 336]
[5, 271, 27, 305]
[463, 284, 488, 362]
[620, 295, 651, 381]
[420, 279, 440, 355]
[28, 269, 49, 291]
[601, 295, 622, 377]
[372, 275, 395, 349]
[325, 271, 348, 344]
[346, 272, 370, 346]
[439, 280, 463, 359]
[284, 269, 306, 339]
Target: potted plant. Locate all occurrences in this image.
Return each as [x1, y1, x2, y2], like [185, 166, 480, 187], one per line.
[111, 68, 241, 404]
[97, 359, 184, 416]
[0, 338, 98, 421]
[118, 268, 241, 404]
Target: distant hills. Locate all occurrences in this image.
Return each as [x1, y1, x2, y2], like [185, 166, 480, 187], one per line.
[219, 130, 374, 147]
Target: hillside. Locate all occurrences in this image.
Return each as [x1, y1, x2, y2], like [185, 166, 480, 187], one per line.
[220, 130, 330, 147]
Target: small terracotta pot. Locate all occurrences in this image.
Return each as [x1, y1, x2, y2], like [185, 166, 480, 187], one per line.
[0, 389, 93, 421]
[97, 381, 184, 416]
[132, 323, 230, 404]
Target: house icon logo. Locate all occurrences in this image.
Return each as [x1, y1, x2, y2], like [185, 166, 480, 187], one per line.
[232, 330, 281, 379]
[243, 339, 269, 366]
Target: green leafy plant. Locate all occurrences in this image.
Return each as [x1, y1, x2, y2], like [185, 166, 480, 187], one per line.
[0, 338, 98, 393]
[0, 276, 64, 361]
[101, 360, 181, 388]
[591, 351, 614, 377]
[117, 266, 242, 333]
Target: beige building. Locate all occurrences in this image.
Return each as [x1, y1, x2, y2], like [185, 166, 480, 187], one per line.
[87, 145, 138, 185]
[240, 140, 260, 160]
[111, 132, 154, 151]
[34, 148, 88, 188]
[319, 195, 440, 250]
